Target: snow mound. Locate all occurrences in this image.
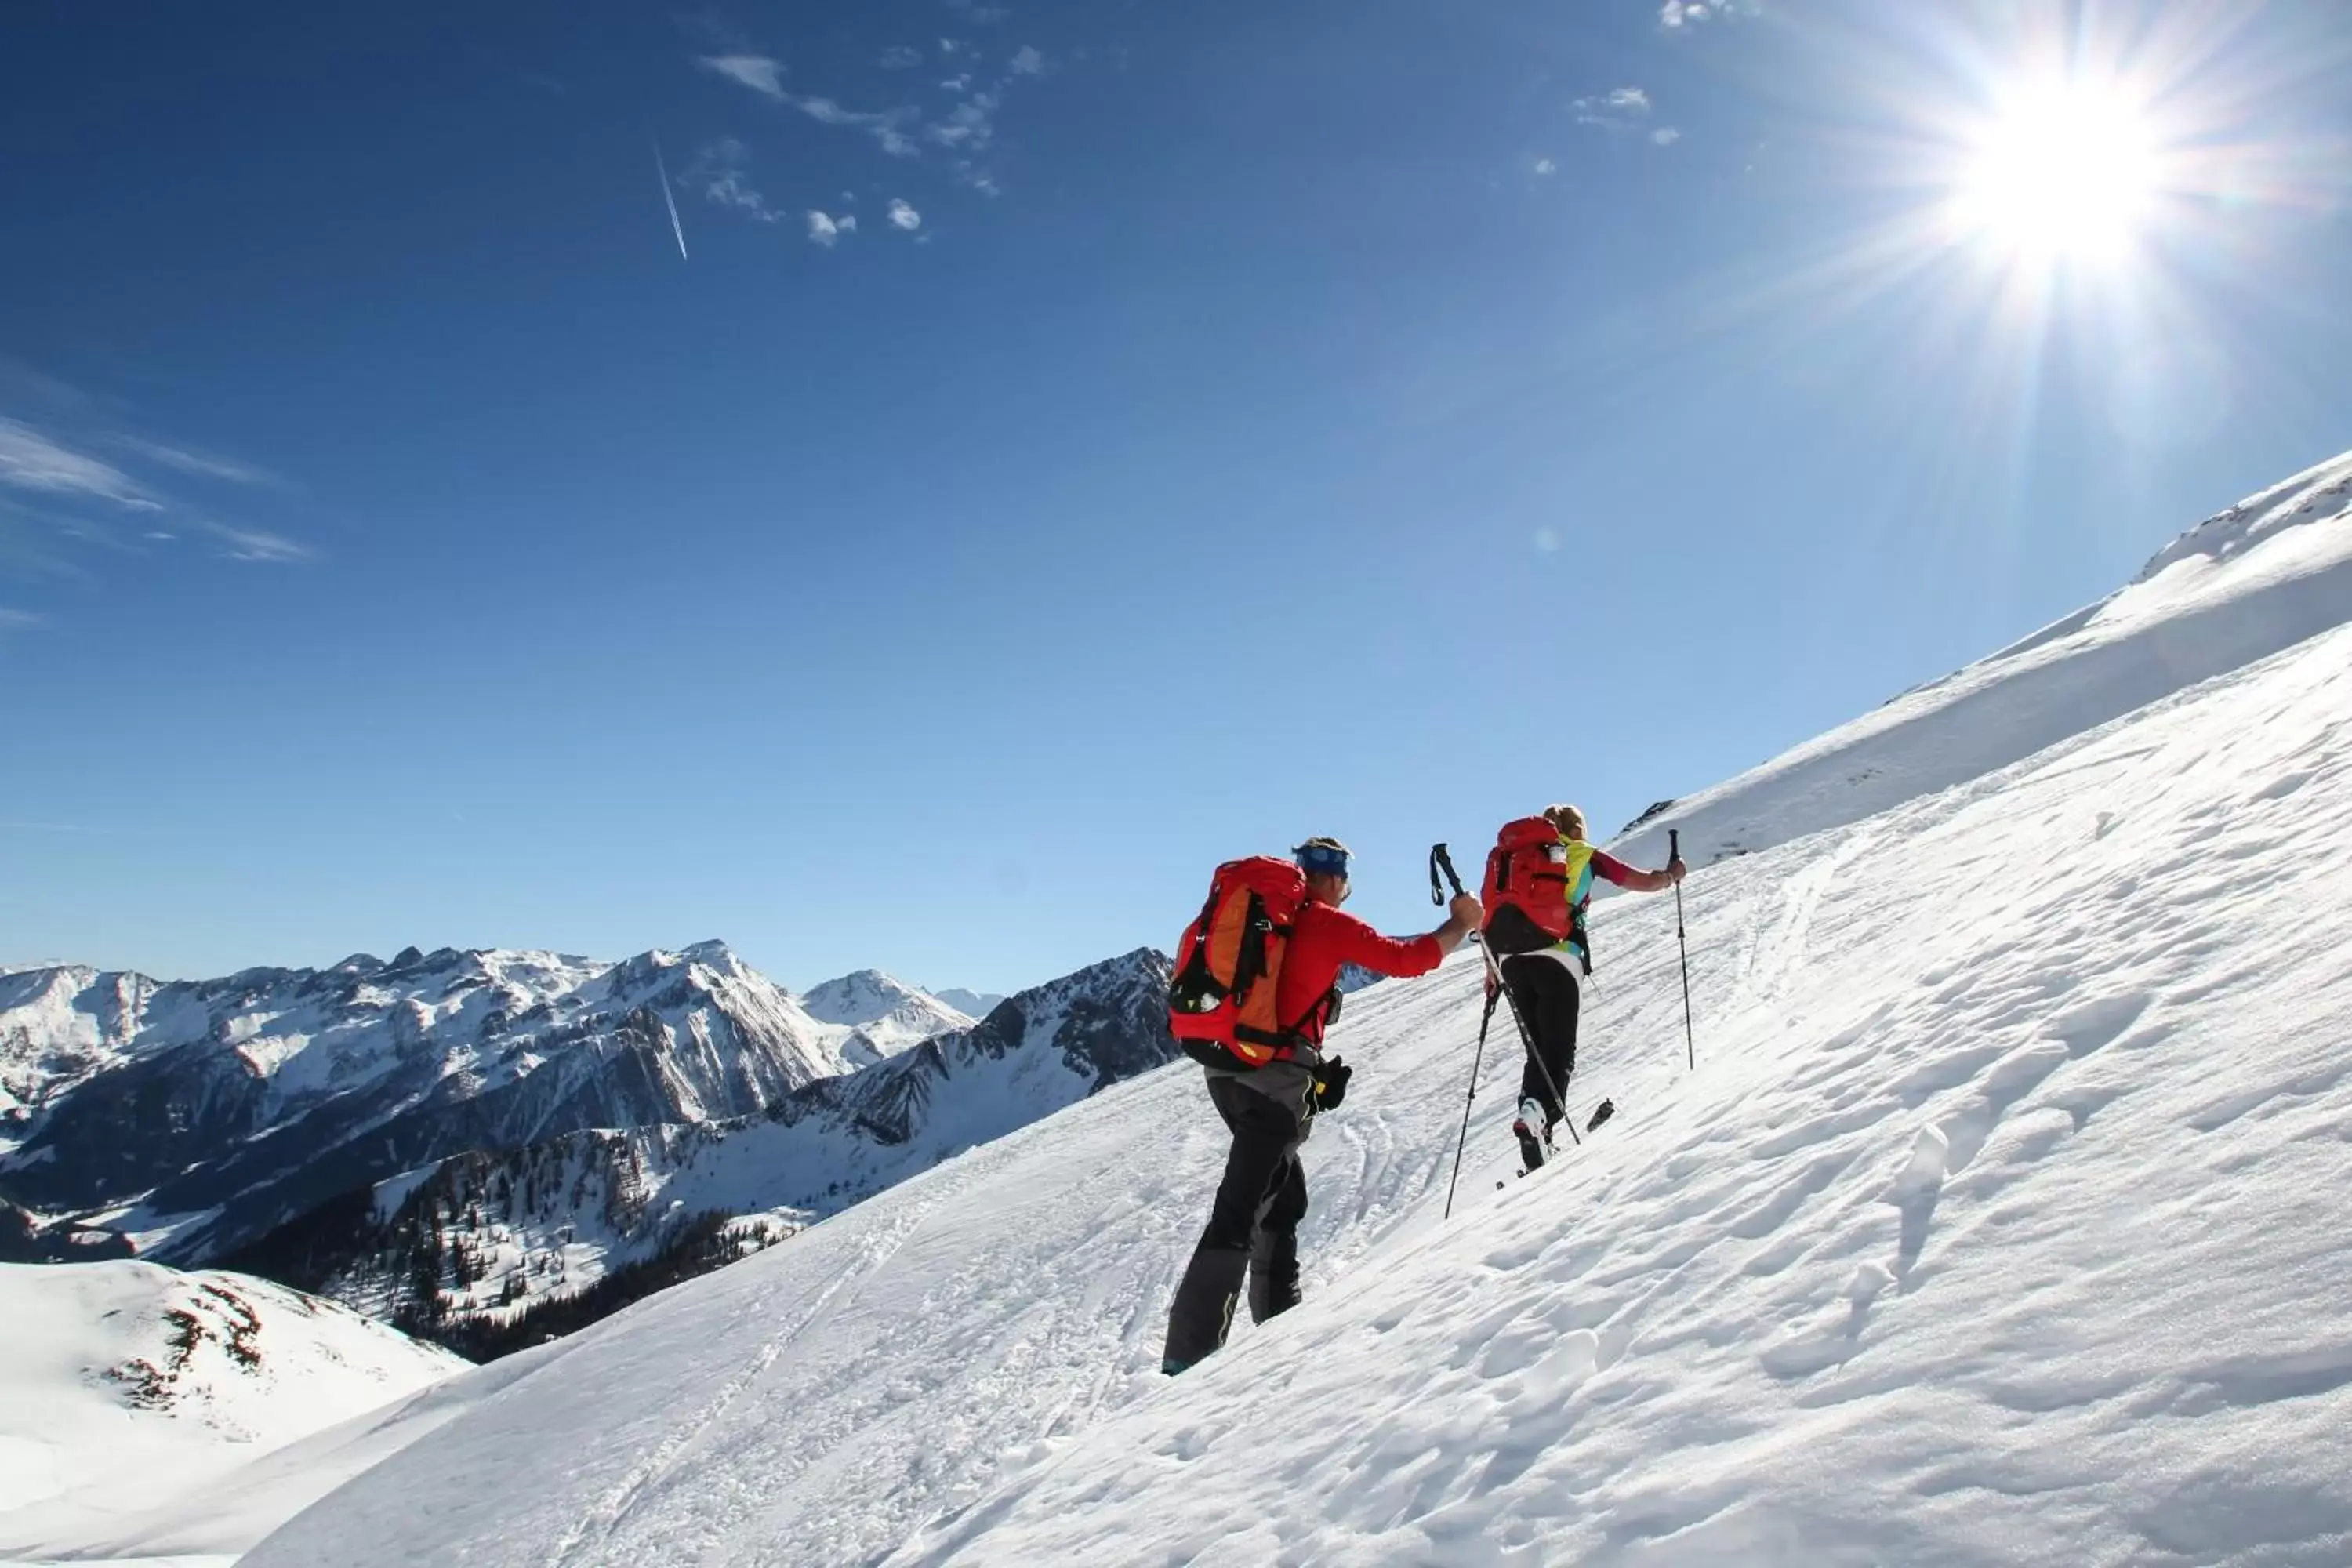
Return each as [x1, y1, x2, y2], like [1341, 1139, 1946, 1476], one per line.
[0, 1259, 462, 1561]
[249, 613, 2352, 1565]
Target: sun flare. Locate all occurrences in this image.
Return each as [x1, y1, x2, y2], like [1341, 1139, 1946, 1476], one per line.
[1951, 82, 2163, 266]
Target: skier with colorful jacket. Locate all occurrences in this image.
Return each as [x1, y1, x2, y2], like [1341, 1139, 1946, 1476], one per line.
[1160, 836, 1483, 1376]
[1480, 805, 1685, 1169]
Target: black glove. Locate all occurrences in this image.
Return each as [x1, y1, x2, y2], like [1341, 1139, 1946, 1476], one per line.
[1312, 1055, 1352, 1112]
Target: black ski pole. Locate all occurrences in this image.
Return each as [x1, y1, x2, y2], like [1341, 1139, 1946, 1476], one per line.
[1443, 989, 1497, 1219]
[1431, 843, 1576, 1150]
[1670, 829, 1696, 1072]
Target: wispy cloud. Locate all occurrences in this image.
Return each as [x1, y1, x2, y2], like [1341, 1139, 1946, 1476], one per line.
[888, 198, 923, 231]
[681, 139, 787, 223]
[699, 54, 785, 100]
[686, 18, 1065, 234]
[1, 401, 311, 570]
[0, 418, 159, 510]
[1578, 86, 1651, 118]
[0, 607, 45, 630]
[806, 209, 857, 246]
[1653, 127, 1683, 146]
[787, 94, 923, 158]
[930, 89, 1001, 151]
[1574, 85, 1660, 133]
[201, 521, 310, 562]
[105, 434, 283, 488]
[1661, 0, 1756, 28]
[1534, 157, 1557, 176]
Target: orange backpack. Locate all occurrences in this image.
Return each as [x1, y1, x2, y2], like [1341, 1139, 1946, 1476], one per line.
[1167, 856, 1310, 1068]
[1481, 816, 1574, 942]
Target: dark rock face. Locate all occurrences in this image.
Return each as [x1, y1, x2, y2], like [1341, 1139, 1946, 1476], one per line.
[0, 1193, 136, 1262]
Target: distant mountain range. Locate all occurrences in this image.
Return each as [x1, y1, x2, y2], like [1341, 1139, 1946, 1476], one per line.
[0, 942, 1178, 1354]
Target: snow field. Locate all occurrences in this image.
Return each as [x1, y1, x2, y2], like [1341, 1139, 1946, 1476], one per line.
[886, 619, 2352, 1567]
[248, 615, 2352, 1566]
[0, 1261, 463, 1563]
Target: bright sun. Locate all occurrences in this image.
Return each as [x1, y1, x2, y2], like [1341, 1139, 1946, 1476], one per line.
[1951, 82, 2163, 266]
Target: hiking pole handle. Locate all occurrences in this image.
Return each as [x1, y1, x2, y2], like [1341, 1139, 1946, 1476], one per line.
[1430, 843, 1466, 902]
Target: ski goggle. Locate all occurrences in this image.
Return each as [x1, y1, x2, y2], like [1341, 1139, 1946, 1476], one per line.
[1295, 843, 1352, 877]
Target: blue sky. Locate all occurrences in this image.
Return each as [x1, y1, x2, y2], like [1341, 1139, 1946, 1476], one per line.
[5, 0, 2348, 995]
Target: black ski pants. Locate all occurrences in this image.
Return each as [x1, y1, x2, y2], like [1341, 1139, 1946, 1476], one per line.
[1162, 1066, 1312, 1372]
[1501, 952, 1581, 1129]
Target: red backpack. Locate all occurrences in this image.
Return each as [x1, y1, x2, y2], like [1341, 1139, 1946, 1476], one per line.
[1481, 817, 1573, 941]
[1168, 856, 1310, 1068]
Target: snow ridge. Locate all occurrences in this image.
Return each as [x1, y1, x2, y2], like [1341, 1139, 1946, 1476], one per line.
[1610, 448, 2352, 873]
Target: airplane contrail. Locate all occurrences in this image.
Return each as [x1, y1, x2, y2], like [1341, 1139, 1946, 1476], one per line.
[654, 140, 688, 261]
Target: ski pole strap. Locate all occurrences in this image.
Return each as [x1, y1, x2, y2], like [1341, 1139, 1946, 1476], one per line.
[1430, 842, 1466, 900]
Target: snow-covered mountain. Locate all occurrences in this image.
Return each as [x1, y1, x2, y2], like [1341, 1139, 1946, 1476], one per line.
[238, 452, 2352, 1566]
[0, 964, 175, 1123]
[0, 1258, 461, 1563]
[800, 968, 977, 1069]
[225, 947, 1177, 1358]
[0, 941, 859, 1263]
[931, 986, 1006, 1018]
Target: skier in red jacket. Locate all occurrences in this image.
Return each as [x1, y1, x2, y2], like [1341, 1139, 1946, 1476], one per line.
[1161, 837, 1481, 1376]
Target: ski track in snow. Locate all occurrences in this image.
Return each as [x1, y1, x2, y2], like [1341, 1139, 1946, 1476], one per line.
[242, 610, 2352, 1568]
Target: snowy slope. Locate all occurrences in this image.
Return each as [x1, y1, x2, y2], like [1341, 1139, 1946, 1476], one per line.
[1611, 448, 2352, 871]
[243, 456, 2352, 1568]
[0, 1260, 461, 1563]
[249, 637, 2352, 1559]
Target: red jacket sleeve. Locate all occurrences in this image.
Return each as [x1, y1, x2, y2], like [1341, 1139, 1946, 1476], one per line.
[1326, 909, 1444, 978]
[1591, 849, 1638, 887]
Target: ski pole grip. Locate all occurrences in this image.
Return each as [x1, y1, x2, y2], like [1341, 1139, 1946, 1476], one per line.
[1431, 843, 1466, 900]
[1669, 829, 1681, 861]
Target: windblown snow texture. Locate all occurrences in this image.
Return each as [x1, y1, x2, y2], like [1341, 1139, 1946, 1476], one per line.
[245, 456, 2352, 1566]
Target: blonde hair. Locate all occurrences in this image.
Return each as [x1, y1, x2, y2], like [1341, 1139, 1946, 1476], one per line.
[1543, 804, 1588, 841]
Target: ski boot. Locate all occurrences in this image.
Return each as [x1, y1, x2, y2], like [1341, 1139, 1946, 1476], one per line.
[1512, 1095, 1552, 1173]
